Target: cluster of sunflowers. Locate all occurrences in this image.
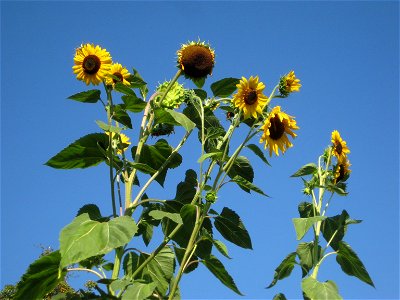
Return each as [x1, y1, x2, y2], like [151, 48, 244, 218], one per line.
[72, 41, 302, 158]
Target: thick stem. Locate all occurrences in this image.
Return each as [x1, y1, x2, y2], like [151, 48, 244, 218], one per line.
[66, 267, 104, 279]
[106, 87, 117, 218]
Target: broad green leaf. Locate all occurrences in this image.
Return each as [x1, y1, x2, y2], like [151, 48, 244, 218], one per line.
[291, 163, 318, 177]
[198, 151, 223, 163]
[60, 214, 137, 268]
[110, 278, 131, 293]
[205, 127, 225, 140]
[201, 255, 243, 295]
[122, 95, 147, 113]
[273, 293, 288, 300]
[210, 78, 240, 97]
[267, 252, 297, 288]
[298, 202, 317, 218]
[76, 204, 102, 220]
[192, 76, 205, 89]
[326, 182, 348, 196]
[292, 216, 326, 240]
[302, 277, 342, 300]
[231, 175, 269, 197]
[14, 251, 66, 300]
[112, 105, 133, 129]
[173, 169, 197, 203]
[122, 282, 157, 300]
[227, 156, 254, 193]
[95, 120, 122, 133]
[212, 239, 231, 259]
[129, 69, 147, 88]
[130, 162, 157, 174]
[174, 247, 198, 274]
[193, 88, 207, 100]
[68, 90, 100, 103]
[336, 241, 374, 287]
[166, 109, 196, 132]
[45, 133, 108, 169]
[296, 242, 322, 278]
[246, 144, 271, 166]
[131, 139, 182, 186]
[149, 210, 183, 224]
[114, 82, 136, 96]
[214, 207, 252, 249]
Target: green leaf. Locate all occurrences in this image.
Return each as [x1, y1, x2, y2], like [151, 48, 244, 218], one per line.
[197, 151, 223, 163]
[201, 255, 243, 295]
[68, 90, 100, 103]
[296, 242, 322, 278]
[212, 239, 231, 259]
[14, 251, 66, 300]
[246, 144, 271, 166]
[59, 214, 138, 269]
[193, 88, 207, 100]
[214, 207, 252, 249]
[122, 95, 147, 113]
[192, 76, 206, 88]
[267, 252, 297, 288]
[336, 241, 375, 287]
[122, 282, 157, 300]
[95, 120, 122, 133]
[298, 202, 317, 218]
[291, 163, 318, 177]
[130, 162, 157, 174]
[227, 156, 254, 193]
[129, 69, 147, 88]
[45, 133, 108, 169]
[273, 293, 288, 300]
[154, 108, 196, 132]
[210, 78, 240, 97]
[174, 247, 198, 274]
[114, 82, 136, 96]
[149, 210, 183, 224]
[302, 277, 342, 300]
[112, 105, 132, 129]
[76, 204, 102, 220]
[231, 175, 269, 197]
[131, 139, 182, 186]
[173, 169, 197, 203]
[292, 216, 327, 240]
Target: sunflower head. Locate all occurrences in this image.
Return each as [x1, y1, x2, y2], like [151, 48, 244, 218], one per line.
[331, 130, 350, 162]
[279, 70, 301, 97]
[334, 158, 351, 183]
[177, 41, 215, 80]
[156, 81, 185, 108]
[106, 132, 131, 154]
[232, 76, 268, 119]
[105, 63, 131, 87]
[260, 106, 299, 156]
[72, 43, 112, 85]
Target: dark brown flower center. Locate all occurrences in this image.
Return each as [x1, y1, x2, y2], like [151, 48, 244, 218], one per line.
[113, 72, 123, 83]
[335, 143, 343, 155]
[244, 90, 258, 105]
[180, 45, 214, 78]
[83, 55, 101, 74]
[269, 115, 285, 140]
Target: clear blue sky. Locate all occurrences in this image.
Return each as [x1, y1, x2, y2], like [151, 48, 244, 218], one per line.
[1, 1, 399, 299]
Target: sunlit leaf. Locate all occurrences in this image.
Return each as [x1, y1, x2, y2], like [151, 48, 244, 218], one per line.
[68, 90, 101, 103]
[292, 216, 326, 240]
[231, 175, 269, 197]
[267, 252, 297, 288]
[291, 163, 318, 177]
[210, 78, 240, 97]
[302, 277, 342, 300]
[122, 282, 157, 300]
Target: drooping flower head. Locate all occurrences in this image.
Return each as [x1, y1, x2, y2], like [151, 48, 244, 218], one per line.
[279, 70, 301, 97]
[155, 81, 185, 108]
[334, 158, 351, 183]
[331, 130, 350, 162]
[177, 41, 215, 79]
[106, 132, 131, 154]
[232, 76, 268, 119]
[73, 43, 112, 85]
[260, 106, 299, 156]
[105, 63, 131, 87]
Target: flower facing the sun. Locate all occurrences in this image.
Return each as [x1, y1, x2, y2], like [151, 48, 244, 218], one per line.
[279, 70, 301, 97]
[177, 41, 215, 79]
[232, 76, 268, 119]
[331, 130, 350, 163]
[106, 132, 131, 155]
[260, 106, 299, 156]
[73, 43, 113, 85]
[105, 63, 131, 87]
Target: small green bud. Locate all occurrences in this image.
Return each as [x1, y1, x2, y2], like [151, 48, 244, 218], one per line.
[205, 191, 217, 203]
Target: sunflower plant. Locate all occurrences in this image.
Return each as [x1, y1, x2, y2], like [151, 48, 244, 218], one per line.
[267, 131, 374, 300]
[12, 41, 372, 300]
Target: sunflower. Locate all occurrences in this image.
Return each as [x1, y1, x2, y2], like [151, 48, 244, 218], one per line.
[279, 70, 301, 97]
[334, 158, 351, 183]
[260, 106, 299, 156]
[232, 76, 268, 119]
[105, 63, 131, 87]
[72, 43, 112, 85]
[331, 130, 350, 162]
[106, 132, 131, 154]
[177, 41, 215, 79]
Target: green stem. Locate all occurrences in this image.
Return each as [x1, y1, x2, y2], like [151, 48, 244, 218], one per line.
[110, 247, 124, 295]
[66, 267, 104, 279]
[311, 251, 337, 279]
[106, 87, 117, 218]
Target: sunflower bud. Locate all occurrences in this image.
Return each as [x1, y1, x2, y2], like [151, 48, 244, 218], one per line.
[205, 191, 217, 203]
[156, 81, 185, 108]
[278, 70, 301, 97]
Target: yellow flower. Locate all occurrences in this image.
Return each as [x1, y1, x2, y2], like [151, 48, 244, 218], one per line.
[331, 130, 350, 162]
[73, 44, 112, 85]
[106, 132, 130, 154]
[334, 158, 351, 183]
[232, 76, 268, 119]
[279, 70, 301, 97]
[105, 63, 131, 87]
[177, 41, 215, 79]
[260, 106, 299, 156]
